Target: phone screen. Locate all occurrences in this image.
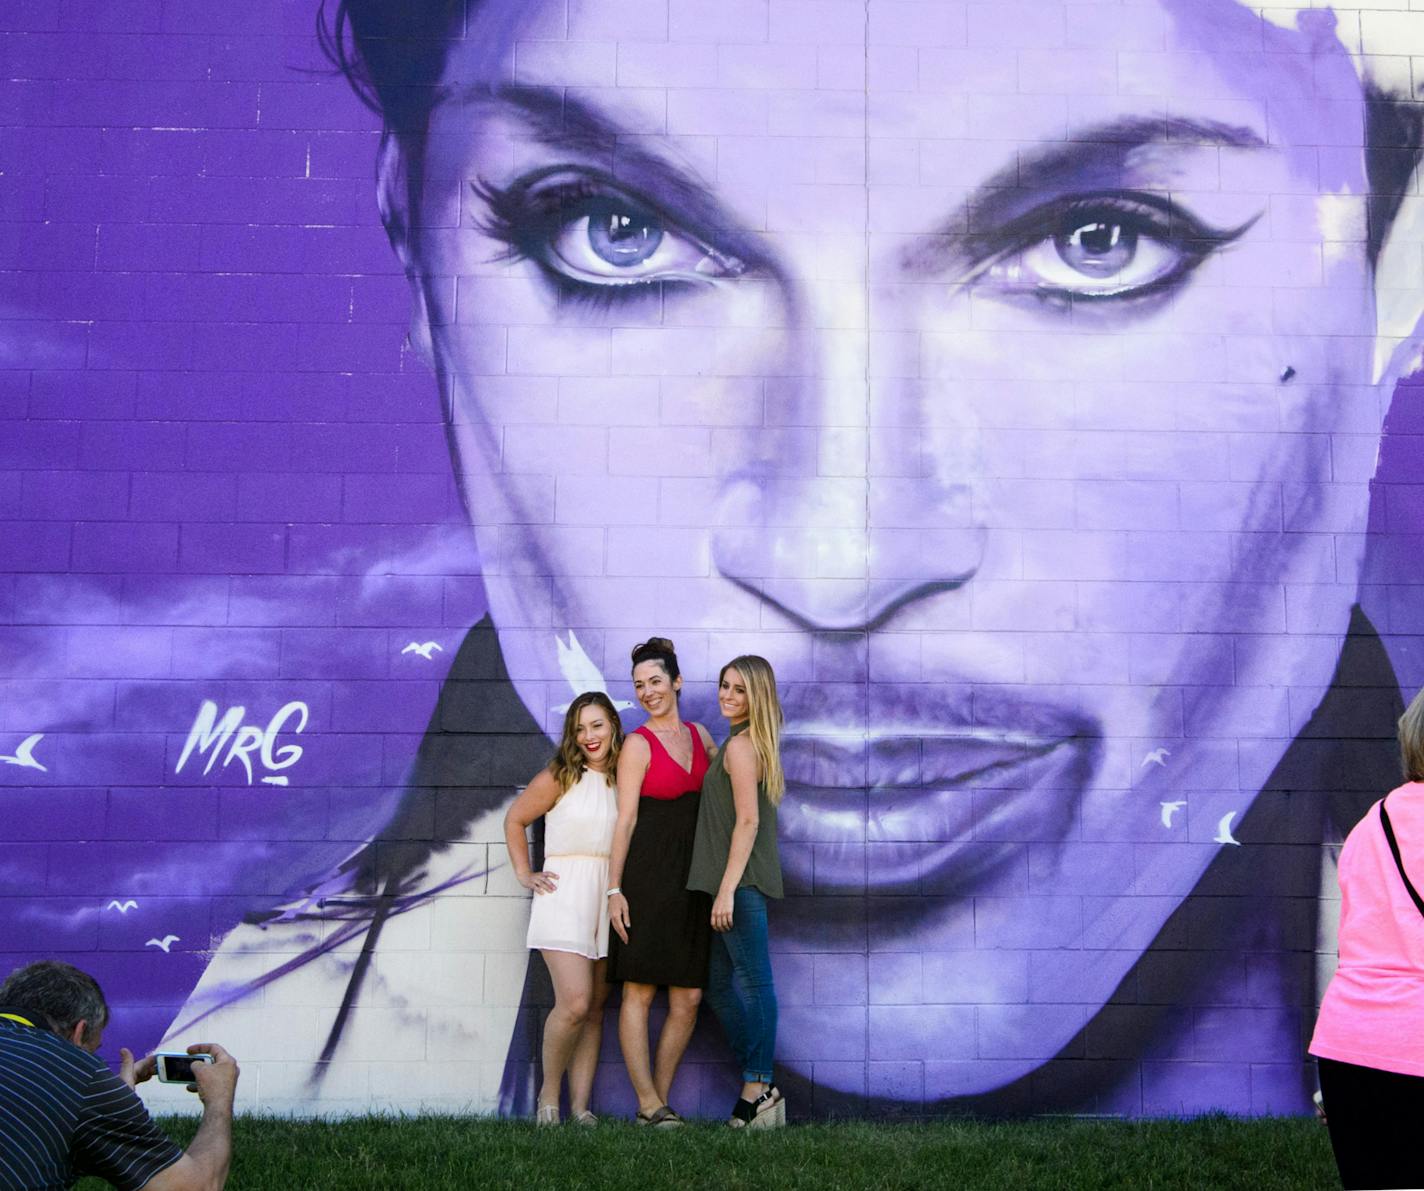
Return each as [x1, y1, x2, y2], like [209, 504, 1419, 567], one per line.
[158, 1054, 207, 1083]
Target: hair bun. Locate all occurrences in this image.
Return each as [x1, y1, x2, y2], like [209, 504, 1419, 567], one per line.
[632, 636, 676, 660]
[630, 636, 681, 683]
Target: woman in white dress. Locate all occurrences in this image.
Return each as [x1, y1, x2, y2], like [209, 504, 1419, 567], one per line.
[503, 691, 623, 1125]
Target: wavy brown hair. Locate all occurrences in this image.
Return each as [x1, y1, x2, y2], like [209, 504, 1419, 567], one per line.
[550, 691, 623, 796]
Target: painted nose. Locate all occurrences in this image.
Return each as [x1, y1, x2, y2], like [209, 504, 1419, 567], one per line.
[711, 306, 985, 632]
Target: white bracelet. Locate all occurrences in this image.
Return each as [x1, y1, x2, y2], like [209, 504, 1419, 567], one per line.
[606, 887, 621, 897]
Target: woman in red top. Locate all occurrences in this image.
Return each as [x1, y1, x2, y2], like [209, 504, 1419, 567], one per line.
[1310, 687, 1424, 1189]
[606, 637, 715, 1126]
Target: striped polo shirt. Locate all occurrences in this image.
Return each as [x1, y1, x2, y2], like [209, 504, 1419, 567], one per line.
[0, 1013, 182, 1191]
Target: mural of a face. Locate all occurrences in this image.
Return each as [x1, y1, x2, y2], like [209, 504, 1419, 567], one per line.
[376, 0, 1400, 1105]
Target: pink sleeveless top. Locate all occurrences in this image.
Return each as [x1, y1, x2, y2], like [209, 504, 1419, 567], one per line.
[1311, 783, 1424, 1077]
[633, 723, 708, 801]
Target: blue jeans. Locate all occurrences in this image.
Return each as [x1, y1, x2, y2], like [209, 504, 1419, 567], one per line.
[705, 886, 777, 1085]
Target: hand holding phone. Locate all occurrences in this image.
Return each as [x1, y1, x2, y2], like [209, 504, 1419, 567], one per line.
[154, 1051, 214, 1084]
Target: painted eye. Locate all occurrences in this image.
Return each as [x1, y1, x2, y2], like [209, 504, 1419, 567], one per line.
[974, 194, 1256, 304]
[474, 170, 752, 303]
[544, 193, 741, 286]
[993, 213, 1182, 297]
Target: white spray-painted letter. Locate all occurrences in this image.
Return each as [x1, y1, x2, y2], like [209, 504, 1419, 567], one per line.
[176, 702, 246, 777]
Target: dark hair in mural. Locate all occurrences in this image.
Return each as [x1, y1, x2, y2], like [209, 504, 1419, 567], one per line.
[318, 1, 459, 116]
[550, 692, 623, 795]
[630, 636, 680, 684]
[318, 0, 454, 255]
[1365, 97, 1424, 264]
[0, 961, 109, 1047]
[318, 0, 490, 240]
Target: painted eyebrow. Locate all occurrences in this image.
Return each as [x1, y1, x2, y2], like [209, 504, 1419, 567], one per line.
[450, 82, 773, 269]
[996, 116, 1267, 198]
[912, 116, 1269, 272]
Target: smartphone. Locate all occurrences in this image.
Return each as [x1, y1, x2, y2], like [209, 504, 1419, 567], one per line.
[154, 1052, 213, 1084]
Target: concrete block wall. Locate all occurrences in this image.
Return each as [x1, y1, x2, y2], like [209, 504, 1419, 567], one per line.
[4, 0, 1424, 1118]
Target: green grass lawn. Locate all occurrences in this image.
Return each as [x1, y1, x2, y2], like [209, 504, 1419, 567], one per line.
[77, 1114, 1337, 1190]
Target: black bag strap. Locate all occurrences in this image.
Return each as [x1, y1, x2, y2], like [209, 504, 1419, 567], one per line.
[1378, 797, 1424, 922]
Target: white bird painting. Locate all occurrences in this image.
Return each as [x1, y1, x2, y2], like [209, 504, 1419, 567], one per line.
[1214, 812, 1242, 846]
[1140, 747, 1171, 769]
[554, 630, 633, 713]
[145, 935, 180, 952]
[1159, 801, 1187, 828]
[401, 641, 444, 660]
[106, 900, 138, 914]
[0, 734, 47, 772]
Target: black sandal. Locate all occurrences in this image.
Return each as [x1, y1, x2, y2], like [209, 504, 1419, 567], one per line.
[729, 1084, 784, 1128]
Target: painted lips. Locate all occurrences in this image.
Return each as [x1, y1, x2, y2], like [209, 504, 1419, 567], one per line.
[777, 726, 1097, 896]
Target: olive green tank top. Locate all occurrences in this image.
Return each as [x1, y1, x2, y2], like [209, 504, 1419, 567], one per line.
[687, 721, 783, 899]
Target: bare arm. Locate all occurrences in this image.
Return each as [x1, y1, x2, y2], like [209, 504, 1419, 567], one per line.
[695, 721, 718, 762]
[710, 735, 762, 933]
[607, 733, 650, 944]
[502, 769, 563, 894]
[140, 1044, 238, 1191]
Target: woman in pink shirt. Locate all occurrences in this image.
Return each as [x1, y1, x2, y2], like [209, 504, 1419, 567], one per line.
[1311, 688, 1424, 1189]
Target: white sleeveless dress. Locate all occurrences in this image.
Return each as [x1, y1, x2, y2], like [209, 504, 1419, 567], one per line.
[526, 767, 618, 959]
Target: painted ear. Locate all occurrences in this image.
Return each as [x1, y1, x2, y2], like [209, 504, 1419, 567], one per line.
[376, 132, 434, 370]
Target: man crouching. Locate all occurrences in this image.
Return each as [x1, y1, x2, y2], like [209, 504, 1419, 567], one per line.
[0, 961, 237, 1191]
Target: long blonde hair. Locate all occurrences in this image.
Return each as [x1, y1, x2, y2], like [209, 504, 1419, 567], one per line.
[721, 655, 785, 804]
[550, 691, 624, 796]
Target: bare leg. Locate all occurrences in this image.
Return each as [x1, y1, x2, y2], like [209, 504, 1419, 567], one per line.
[539, 951, 594, 1113]
[652, 984, 702, 1106]
[566, 959, 610, 1116]
[618, 980, 663, 1113]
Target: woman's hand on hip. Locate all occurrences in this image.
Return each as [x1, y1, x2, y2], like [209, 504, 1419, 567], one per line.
[519, 870, 558, 895]
[608, 891, 630, 944]
[711, 890, 734, 933]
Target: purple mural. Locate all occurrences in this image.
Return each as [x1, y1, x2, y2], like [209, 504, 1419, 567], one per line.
[5, 0, 1424, 1118]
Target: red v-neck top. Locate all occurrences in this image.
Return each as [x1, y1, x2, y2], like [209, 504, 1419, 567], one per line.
[633, 723, 709, 800]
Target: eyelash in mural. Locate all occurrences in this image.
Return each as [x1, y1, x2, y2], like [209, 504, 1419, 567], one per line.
[472, 169, 747, 309]
[969, 190, 1260, 309]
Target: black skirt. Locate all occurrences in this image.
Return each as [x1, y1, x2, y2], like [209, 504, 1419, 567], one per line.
[607, 792, 711, 988]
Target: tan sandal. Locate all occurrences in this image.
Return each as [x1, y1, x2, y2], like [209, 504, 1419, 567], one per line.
[535, 1102, 560, 1127]
[570, 1110, 598, 1127]
[635, 1104, 683, 1128]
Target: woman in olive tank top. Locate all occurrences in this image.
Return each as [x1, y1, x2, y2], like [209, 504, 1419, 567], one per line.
[687, 655, 787, 1128]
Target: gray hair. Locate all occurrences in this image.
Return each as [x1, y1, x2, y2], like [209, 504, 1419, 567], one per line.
[0, 960, 109, 1047]
[1400, 688, 1424, 784]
